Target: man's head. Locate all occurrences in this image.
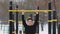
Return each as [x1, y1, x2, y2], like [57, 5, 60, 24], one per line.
[27, 17, 34, 26]
[27, 18, 33, 23]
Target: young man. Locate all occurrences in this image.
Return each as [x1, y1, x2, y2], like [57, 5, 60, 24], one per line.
[22, 12, 39, 34]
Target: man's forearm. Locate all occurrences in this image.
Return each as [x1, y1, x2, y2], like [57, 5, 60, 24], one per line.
[34, 12, 39, 25]
[22, 12, 25, 20]
[22, 13, 26, 26]
[22, 14, 25, 21]
[36, 14, 39, 20]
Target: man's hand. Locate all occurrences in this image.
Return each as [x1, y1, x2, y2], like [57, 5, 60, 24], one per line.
[36, 12, 38, 14]
[22, 12, 25, 15]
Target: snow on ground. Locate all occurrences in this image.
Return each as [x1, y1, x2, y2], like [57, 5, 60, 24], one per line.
[39, 23, 48, 34]
[0, 29, 3, 34]
[39, 23, 58, 34]
[0, 23, 58, 34]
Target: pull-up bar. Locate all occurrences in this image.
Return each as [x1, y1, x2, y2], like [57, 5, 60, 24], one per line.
[8, 19, 57, 23]
[48, 19, 57, 22]
[8, 10, 53, 12]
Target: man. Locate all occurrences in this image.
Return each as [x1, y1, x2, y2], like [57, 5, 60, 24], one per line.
[22, 12, 39, 34]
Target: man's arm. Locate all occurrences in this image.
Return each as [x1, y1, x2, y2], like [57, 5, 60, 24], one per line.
[22, 12, 26, 26]
[34, 12, 39, 25]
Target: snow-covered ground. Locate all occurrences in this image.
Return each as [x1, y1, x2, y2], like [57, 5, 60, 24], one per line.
[39, 23, 48, 34]
[39, 23, 58, 34]
[0, 23, 58, 34]
[0, 29, 3, 34]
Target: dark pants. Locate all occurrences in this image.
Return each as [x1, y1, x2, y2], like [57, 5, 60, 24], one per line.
[25, 32, 35, 34]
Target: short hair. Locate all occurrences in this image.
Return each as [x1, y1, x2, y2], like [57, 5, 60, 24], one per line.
[27, 18, 33, 21]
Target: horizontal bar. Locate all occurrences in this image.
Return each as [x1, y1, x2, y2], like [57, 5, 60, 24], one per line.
[8, 20, 15, 22]
[52, 19, 57, 22]
[48, 20, 52, 22]
[8, 19, 57, 23]
[8, 20, 22, 24]
[8, 10, 53, 12]
[48, 19, 57, 22]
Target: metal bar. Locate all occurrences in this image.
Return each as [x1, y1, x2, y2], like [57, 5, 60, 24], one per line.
[8, 19, 57, 23]
[48, 2, 51, 34]
[9, 1, 15, 34]
[58, 24, 60, 34]
[53, 10, 57, 34]
[16, 5, 18, 34]
[8, 10, 52, 12]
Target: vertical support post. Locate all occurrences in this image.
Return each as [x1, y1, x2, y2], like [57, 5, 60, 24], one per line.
[9, 1, 14, 34]
[58, 24, 60, 34]
[16, 5, 18, 34]
[53, 10, 57, 34]
[48, 2, 51, 34]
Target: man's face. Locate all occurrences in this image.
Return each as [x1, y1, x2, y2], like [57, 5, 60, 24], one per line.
[27, 20, 34, 26]
[28, 20, 33, 23]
